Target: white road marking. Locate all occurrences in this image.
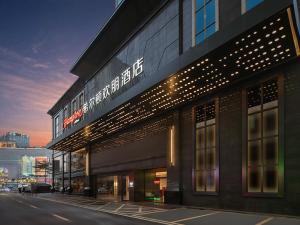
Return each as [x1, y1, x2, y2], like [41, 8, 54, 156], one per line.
[172, 212, 219, 223]
[124, 214, 183, 225]
[114, 204, 125, 212]
[53, 214, 71, 222]
[96, 202, 111, 210]
[135, 208, 172, 215]
[256, 217, 274, 225]
[36, 196, 183, 225]
[29, 204, 38, 209]
[138, 206, 142, 213]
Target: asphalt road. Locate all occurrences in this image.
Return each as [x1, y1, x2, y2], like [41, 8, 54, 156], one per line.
[1, 192, 300, 225]
[0, 193, 156, 225]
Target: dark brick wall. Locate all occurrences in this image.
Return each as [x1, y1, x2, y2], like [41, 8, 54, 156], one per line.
[90, 132, 167, 175]
[180, 59, 300, 216]
[219, 0, 241, 29]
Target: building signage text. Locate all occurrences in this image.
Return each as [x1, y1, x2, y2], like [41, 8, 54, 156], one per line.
[82, 57, 144, 114]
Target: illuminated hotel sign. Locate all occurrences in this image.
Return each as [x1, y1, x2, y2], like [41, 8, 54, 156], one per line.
[82, 57, 144, 114]
[63, 109, 83, 128]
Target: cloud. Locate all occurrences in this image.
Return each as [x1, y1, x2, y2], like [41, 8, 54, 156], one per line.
[32, 63, 49, 69]
[32, 40, 45, 54]
[0, 46, 44, 71]
[0, 72, 75, 112]
[0, 72, 76, 147]
[0, 46, 77, 147]
[57, 57, 69, 65]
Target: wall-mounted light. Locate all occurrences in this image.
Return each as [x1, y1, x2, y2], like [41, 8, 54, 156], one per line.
[170, 125, 175, 166]
[129, 181, 134, 188]
[85, 150, 89, 176]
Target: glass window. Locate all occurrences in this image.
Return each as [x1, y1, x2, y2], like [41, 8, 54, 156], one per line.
[71, 149, 86, 173]
[246, 79, 279, 193]
[64, 152, 70, 172]
[245, 0, 263, 12]
[195, 101, 217, 192]
[71, 176, 86, 193]
[195, 0, 217, 45]
[72, 99, 77, 114]
[63, 107, 69, 130]
[54, 115, 60, 138]
[79, 93, 84, 108]
[54, 155, 63, 173]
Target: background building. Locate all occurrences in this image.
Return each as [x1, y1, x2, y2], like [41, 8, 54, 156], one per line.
[0, 141, 16, 148]
[48, 0, 300, 216]
[0, 148, 52, 186]
[0, 132, 30, 148]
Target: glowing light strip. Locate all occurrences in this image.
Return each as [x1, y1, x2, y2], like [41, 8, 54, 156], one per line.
[287, 7, 300, 56]
[170, 126, 175, 166]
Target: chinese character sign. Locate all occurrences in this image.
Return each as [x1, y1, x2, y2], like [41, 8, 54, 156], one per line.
[83, 57, 144, 114]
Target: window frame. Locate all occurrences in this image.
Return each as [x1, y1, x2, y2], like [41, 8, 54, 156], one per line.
[71, 98, 77, 114]
[63, 105, 69, 131]
[192, 98, 220, 195]
[242, 75, 284, 198]
[79, 91, 84, 109]
[54, 114, 60, 139]
[192, 0, 219, 47]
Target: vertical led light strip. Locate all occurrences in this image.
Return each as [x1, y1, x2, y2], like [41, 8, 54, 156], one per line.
[85, 150, 89, 176]
[170, 126, 175, 166]
[287, 7, 300, 56]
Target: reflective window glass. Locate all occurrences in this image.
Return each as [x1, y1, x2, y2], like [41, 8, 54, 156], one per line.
[195, 101, 217, 192]
[195, 0, 217, 45]
[246, 79, 280, 194]
[246, 0, 263, 11]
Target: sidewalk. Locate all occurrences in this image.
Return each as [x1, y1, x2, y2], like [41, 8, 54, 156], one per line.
[34, 193, 300, 225]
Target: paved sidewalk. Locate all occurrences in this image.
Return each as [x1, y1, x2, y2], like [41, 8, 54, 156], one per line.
[35, 193, 300, 225]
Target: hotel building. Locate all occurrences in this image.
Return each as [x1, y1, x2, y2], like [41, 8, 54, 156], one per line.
[47, 0, 300, 215]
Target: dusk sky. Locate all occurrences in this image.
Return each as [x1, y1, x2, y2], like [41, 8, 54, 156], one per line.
[0, 0, 114, 147]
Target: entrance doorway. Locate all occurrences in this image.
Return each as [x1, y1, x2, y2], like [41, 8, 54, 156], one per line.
[145, 169, 167, 203]
[96, 176, 119, 201]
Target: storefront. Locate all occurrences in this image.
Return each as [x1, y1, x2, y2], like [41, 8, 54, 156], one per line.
[48, 0, 300, 216]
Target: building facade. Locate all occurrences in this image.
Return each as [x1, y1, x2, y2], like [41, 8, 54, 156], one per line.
[0, 132, 30, 148]
[0, 141, 16, 148]
[0, 148, 52, 185]
[47, 0, 300, 215]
